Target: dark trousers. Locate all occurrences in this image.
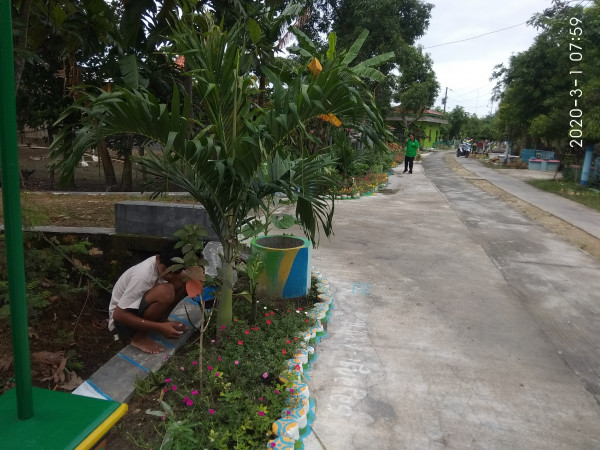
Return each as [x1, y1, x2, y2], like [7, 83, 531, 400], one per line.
[404, 156, 415, 172]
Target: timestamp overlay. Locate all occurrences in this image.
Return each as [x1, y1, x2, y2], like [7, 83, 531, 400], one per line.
[569, 16, 584, 150]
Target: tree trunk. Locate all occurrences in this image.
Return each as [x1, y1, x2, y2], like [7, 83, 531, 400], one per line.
[13, 0, 33, 92]
[96, 139, 117, 187]
[120, 135, 134, 191]
[216, 239, 235, 333]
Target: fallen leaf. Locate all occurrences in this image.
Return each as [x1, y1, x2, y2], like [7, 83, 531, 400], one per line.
[53, 357, 68, 383]
[28, 327, 39, 339]
[59, 371, 84, 391]
[32, 351, 64, 366]
[88, 247, 104, 256]
[92, 317, 108, 329]
[73, 258, 90, 271]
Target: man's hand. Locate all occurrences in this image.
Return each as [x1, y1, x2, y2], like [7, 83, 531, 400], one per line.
[159, 321, 185, 339]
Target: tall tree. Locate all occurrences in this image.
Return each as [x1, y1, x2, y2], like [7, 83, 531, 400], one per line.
[492, 0, 600, 151]
[302, 0, 437, 114]
[52, 18, 392, 330]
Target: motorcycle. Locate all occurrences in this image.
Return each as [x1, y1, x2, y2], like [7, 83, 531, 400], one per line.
[456, 143, 471, 158]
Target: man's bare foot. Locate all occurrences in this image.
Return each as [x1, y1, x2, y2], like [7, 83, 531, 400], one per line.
[131, 333, 164, 354]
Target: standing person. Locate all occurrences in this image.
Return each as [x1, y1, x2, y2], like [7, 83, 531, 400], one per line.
[108, 245, 192, 354]
[404, 133, 420, 174]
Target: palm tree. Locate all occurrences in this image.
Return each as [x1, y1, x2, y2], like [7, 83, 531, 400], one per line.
[52, 17, 391, 330]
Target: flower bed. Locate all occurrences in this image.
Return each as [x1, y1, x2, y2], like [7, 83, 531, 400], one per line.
[118, 271, 334, 449]
[332, 172, 389, 198]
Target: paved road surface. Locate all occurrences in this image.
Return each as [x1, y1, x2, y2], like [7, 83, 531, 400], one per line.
[302, 151, 600, 449]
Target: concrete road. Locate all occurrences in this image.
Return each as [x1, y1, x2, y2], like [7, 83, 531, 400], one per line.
[303, 151, 600, 449]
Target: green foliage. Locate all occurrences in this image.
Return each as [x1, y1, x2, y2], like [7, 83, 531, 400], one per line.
[492, 2, 600, 148]
[135, 371, 168, 397]
[137, 286, 318, 449]
[529, 179, 600, 211]
[170, 224, 209, 278]
[0, 233, 105, 318]
[52, 15, 390, 331]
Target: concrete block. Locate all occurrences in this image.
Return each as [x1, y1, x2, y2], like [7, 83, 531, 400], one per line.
[115, 201, 219, 241]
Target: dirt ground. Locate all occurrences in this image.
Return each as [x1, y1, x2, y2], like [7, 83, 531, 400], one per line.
[1, 147, 180, 396]
[3, 146, 198, 228]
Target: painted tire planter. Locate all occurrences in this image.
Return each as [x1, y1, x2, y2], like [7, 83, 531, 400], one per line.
[250, 235, 311, 299]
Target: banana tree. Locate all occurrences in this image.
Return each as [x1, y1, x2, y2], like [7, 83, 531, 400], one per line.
[52, 17, 391, 330]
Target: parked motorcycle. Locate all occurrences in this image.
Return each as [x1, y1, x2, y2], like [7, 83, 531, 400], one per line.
[456, 143, 471, 158]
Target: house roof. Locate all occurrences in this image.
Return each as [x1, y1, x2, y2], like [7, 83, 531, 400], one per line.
[387, 109, 448, 125]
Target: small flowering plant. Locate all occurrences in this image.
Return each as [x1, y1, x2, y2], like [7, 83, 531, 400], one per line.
[135, 279, 319, 449]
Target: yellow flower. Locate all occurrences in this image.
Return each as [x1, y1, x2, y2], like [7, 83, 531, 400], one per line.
[308, 57, 322, 76]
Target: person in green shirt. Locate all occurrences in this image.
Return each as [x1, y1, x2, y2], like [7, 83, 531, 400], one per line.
[404, 133, 420, 173]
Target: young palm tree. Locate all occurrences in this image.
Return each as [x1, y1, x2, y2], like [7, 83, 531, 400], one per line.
[52, 17, 391, 330]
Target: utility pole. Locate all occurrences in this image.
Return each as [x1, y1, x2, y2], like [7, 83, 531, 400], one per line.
[442, 87, 449, 113]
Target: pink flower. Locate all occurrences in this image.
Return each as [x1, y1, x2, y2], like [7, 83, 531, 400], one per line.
[270, 311, 274, 316]
[192, 361, 198, 366]
[218, 356, 221, 362]
[162, 387, 168, 394]
[234, 318, 239, 322]
[162, 415, 166, 421]
[186, 400, 193, 406]
[265, 312, 270, 317]
[192, 390, 199, 396]
[289, 388, 295, 393]
[245, 330, 250, 335]
[221, 325, 226, 330]
[282, 349, 287, 355]
[211, 339, 215, 343]
[271, 443, 276, 448]
[179, 366, 185, 371]
[234, 360, 239, 365]
[274, 390, 280, 395]
[164, 378, 171, 383]
[258, 411, 265, 417]
[260, 397, 264, 401]
[238, 340, 243, 345]
[262, 372, 268, 379]
[266, 319, 272, 325]
[286, 340, 291, 344]
[286, 410, 291, 415]
[209, 409, 215, 415]
[172, 385, 177, 391]
[298, 308, 303, 311]
[208, 366, 213, 371]
[183, 396, 189, 403]
[215, 372, 220, 377]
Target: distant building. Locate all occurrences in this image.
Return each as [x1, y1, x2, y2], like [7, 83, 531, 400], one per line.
[386, 109, 448, 148]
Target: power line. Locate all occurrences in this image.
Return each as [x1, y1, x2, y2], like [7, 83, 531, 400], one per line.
[424, 22, 527, 49]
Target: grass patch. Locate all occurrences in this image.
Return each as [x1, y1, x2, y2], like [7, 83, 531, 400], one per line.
[529, 179, 600, 212]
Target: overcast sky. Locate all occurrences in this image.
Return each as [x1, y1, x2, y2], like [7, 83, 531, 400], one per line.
[417, 0, 554, 117]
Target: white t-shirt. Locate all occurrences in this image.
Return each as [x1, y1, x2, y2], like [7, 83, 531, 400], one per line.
[108, 256, 165, 331]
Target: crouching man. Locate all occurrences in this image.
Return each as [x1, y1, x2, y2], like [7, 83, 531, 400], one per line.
[108, 246, 189, 354]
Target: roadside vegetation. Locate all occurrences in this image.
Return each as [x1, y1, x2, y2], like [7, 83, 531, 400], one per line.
[529, 179, 600, 213]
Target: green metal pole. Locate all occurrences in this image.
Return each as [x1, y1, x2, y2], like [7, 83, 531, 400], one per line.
[0, 0, 34, 419]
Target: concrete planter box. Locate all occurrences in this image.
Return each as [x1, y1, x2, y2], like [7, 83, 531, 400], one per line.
[115, 201, 219, 241]
[528, 159, 560, 171]
[251, 235, 311, 299]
